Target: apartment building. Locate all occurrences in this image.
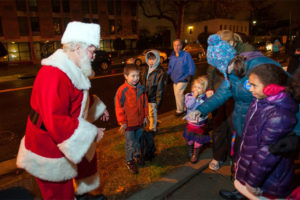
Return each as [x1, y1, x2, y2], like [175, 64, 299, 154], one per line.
[0, 0, 138, 63]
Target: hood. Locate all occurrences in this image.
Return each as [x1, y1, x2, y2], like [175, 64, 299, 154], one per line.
[207, 34, 236, 87]
[145, 50, 160, 69]
[265, 92, 299, 113]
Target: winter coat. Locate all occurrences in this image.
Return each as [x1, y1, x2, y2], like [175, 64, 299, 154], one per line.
[167, 50, 195, 83]
[16, 49, 106, 190]
[185, 93, 208, 125]
[197, 55, 281, 137]
[115, 81, 148, 127]
[235, 92, 298, 198]
[141, 66, 166, 109]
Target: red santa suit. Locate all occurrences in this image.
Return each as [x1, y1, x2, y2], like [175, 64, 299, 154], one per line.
[16, 49, 106, 199]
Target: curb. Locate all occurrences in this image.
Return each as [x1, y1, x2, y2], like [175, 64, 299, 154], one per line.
[127, 149, 212, 200]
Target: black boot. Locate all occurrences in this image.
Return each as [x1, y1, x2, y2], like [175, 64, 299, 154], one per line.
[76, 193, 107, 200]
[190, 148, 200, 163]
[219, 189, 245, 200]
[188, 145, 194, 159]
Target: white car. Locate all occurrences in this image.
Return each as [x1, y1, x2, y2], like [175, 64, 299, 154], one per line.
[126, 49, 167, 66]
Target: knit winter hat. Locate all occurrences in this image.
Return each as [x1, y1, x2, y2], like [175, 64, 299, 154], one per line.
[61, 21, 100, 48]
[207, 34, 236, 87]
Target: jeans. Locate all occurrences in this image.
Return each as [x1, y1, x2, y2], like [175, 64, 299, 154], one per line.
[125, 128, 143, 162]
[148, 103, 157, 132]
[173, 82, 188, 113]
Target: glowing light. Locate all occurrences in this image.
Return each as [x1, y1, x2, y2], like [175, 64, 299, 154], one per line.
[252, 21, 257, 25]
[11, 42, 15, 44]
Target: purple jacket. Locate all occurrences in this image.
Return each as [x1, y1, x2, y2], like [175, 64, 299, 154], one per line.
[235, 92, 298, 198]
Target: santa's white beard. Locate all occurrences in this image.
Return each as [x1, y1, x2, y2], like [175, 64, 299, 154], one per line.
[79, 52, 93, 77]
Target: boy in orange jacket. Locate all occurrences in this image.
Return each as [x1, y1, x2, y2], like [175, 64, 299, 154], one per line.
[115, 64, 148, 174]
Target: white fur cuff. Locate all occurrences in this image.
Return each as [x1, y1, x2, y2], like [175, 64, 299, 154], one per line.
[58, 118, 97, 164]
[87, 95, 106, 122]
[75, 173, 100, 195]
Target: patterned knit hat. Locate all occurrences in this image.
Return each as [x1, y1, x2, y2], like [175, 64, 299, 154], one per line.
[207, 34, 236, 87]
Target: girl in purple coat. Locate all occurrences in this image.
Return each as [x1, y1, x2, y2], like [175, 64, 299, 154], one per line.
[234, 63, 299, 199]
[183, 76, 211, 163]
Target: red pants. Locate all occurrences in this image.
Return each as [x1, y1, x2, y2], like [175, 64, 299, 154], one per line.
[36, 155, 98, 200]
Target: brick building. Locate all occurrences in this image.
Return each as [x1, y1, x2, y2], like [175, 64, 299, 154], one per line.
[0, 0, 138, 63]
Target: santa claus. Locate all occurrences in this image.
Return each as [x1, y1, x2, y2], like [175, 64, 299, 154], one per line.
[16, 21, 108, 200]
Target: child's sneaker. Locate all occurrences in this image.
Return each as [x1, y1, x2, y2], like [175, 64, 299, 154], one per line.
[209, 159, 223, 171]
[127, 160, 138, 174]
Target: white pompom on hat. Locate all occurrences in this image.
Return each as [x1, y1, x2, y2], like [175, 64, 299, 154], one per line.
[61, 21, 100, 48]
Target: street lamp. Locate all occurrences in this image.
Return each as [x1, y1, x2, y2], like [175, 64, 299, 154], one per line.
[252, 20, 257, 25]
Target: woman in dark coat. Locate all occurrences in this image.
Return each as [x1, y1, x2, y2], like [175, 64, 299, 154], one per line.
[234, 64, 299, 199]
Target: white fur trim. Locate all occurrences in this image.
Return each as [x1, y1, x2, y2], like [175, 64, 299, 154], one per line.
[62, 22, 100, 48]
[58, 118, 98, 164]
[75, 173, 100, 195]
[42, 49, 91, 90]
[16, 137, 77, 181]
[87, 95, 106, 122]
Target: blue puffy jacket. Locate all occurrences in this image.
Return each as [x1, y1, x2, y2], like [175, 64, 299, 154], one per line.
[167, 50, 195, 83]
[197, 56, 281, 137]
[236, 92, 298, 198]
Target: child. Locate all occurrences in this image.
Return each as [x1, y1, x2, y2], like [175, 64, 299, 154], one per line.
[142, 50, 167, 134]
[115, 64, 148, 174]
[234, 63, 299, 199]
[183, 76, 211, 163]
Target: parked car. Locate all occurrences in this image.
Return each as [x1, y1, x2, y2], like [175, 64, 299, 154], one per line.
[183, 43, 206, 61]
[126, 49, 168, 66]
[92, 50, 112, 71]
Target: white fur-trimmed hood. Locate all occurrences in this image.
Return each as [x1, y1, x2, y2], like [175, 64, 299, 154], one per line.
[42, 49, 91, 90]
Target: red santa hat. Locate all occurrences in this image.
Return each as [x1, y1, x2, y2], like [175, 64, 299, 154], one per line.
[61, 21, 100, 48]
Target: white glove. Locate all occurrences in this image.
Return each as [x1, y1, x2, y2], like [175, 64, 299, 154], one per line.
[182, 110, 201, 121]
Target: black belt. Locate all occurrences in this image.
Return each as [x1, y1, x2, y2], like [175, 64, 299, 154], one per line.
[29, 108, 47, 131]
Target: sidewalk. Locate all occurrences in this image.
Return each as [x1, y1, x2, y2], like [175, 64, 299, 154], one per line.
[0, 110, 235, 199]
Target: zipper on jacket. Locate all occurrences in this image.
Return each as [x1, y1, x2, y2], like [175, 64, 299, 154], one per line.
[235, 99, 258, 179]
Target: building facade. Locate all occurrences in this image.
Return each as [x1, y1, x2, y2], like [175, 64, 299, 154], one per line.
[0, 0, 138, 64]
[183, 18, 249, 44]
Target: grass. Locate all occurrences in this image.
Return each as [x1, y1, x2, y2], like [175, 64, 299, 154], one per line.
[92, 112, 189, 199]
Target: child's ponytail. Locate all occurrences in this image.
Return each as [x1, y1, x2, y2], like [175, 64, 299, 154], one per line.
[286, 67, 300, 103]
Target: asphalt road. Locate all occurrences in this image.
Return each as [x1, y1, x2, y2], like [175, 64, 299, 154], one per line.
[0, 61, 209, 162]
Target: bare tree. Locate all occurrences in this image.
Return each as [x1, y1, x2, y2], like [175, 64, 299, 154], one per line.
[139, 0, 190, 39]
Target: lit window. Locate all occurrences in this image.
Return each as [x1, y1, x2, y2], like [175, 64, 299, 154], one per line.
[53, 18, 62, 35]
[109, 20, 115, 34]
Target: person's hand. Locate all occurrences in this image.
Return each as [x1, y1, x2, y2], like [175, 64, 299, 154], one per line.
[245, 183, 263, 196]
[206, 90, 214, 98]
[119, 124, 127, 134]
[269, 133, 299, 154]
[143, 118, 148, 127]
[182, 110, 201, 121]
[100, 109, 109, 122]
[96, 128, 105, 142]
